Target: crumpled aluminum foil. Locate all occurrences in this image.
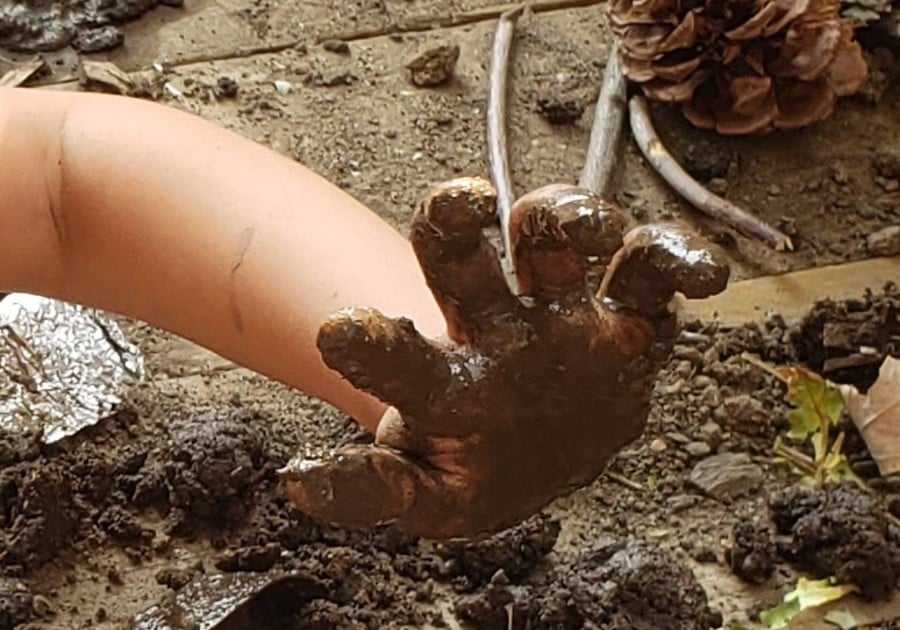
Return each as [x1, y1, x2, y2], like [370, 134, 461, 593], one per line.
[0, 293, 144, 443]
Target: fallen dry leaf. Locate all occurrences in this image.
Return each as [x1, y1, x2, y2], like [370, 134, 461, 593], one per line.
[838, 356, 900, 475]
[0, 57, 48, 87]
[79, 61, 133, 95]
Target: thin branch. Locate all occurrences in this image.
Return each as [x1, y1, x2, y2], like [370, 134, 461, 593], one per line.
[578, 41, 627, 198]
[604, 470, 645, 492]
[487, 5, 524, 279]
[773, 439, 818, 477]
[628, 95, 794, 252]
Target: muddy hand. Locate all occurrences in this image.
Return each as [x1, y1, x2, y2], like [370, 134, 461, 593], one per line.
[279, 177, 729, 539]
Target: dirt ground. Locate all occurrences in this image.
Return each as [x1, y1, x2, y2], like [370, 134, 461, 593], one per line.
[1, 1, 900, 629]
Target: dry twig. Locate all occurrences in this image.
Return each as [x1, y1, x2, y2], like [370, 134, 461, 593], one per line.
[604, 470, 644, 492]
[487, 5, 524, 278]
[628, 95, 794, 252]
[579, 41, 627, 198]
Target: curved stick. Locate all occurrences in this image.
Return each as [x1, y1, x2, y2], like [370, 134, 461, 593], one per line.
[579, 41, 627, 199]
[628, 96, 793, 252]
[487, 5, 524, 278]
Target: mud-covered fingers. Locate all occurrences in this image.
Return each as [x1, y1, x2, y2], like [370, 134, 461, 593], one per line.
[279, 445, 429, 530]
[317, 307, 451, 415]
[510, 184, 628, 302]
[410, 177, 520, 345]
[599, 224, 730, 317]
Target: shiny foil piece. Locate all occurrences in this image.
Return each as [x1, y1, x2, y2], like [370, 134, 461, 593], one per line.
[0, 294, 144, 443]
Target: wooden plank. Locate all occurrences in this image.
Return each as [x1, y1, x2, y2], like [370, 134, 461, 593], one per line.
[681, 256, 900, 326]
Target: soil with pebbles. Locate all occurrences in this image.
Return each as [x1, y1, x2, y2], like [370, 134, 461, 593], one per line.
[1, 286, 899, 628]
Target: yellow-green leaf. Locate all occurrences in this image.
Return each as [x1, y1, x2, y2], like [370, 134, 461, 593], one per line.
[776, 366, 845, 441]
[824, 608, 858, 629]
[822, 452, 866, 488]
[760, 599, 800, 628]
[793, 578, 856, 609]
[760, 577, 857, 629]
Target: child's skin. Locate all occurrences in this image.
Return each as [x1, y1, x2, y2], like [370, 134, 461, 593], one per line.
[0, 86, 445, 432]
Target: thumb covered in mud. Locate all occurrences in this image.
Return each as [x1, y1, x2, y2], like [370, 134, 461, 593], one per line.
[278, 445, 424, 530]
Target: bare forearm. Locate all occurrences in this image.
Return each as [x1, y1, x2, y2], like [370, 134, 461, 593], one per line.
[0, 87, 445, 430]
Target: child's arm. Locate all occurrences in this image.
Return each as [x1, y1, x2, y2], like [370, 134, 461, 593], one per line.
[0, 87, 446, 431]
[0, 87, 732, 538]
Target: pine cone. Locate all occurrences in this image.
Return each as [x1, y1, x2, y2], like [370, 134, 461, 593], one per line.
[608, 0, 870, 134]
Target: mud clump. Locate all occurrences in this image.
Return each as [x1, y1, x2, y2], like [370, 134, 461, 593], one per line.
[0, 462, 79, 570]
[0, 408, 280, 577]
[0, 428, 40, 468]
[725, 520, 776, 584]
[455, 537, 722, 630]
[791, 282, 899, 389]
[769, 482, 900, 600]
[153, 410, 277, 535]
[280, 543, 440, 627]
[0, 0, 183, 53]
[436, 513, 561, 588]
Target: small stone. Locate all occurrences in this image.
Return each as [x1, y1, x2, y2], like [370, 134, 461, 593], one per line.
[673, 346, 703, 364]
[698, 384, 722, 408]
[767, 184, 782, 196]
[697, 422, 723, 449]
[322, 39, 350, 54]
[666, 432, 690, 445]
[688, 452, 764, 502]
[490, 569, 509, 586]
[831, 165, 849, 184]
[684, 441, 712, 457]
[722, 395, 771, 427]
[707, 178, 728, 196]
[666, 494, 698, 513]
[155, 567, 194, 591]
[216, 76, 239, 99]
[691, 546, 717, 563]
[673, 360, 694, 379]
[867, 226, 900, 257]
[31, 594, 53, 617]
[406, 43, 460, 87]
[650, 438, 668, 453]
[537, 97, 584, 124]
